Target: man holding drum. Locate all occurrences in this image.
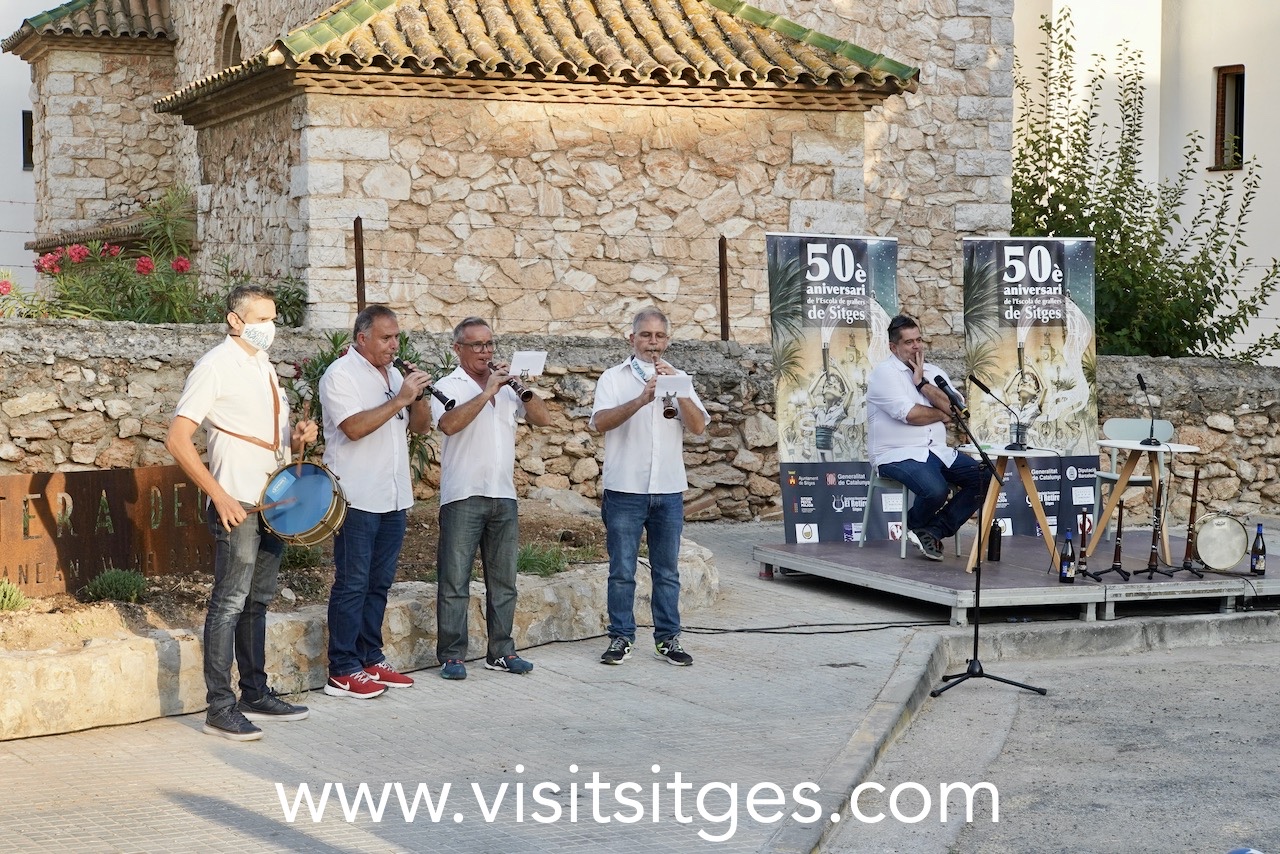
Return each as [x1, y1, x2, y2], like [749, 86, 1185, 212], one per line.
[432, 317, 551, 679]
[320, 305, 434, 699]
[591, 307, 707, 666]
[166, 284, 318, 741]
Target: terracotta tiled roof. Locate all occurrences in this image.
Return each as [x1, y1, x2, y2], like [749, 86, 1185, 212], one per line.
[155, 0, 916, 113]
[2, 0, 174, 53]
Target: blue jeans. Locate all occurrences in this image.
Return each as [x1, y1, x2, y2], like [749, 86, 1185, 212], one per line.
[878, 452, 991, 539]
[328, 507, 406, 677]
[436, 496, 518, 662]
[602, 490, 683, 643]
[204, 504, 284, 714]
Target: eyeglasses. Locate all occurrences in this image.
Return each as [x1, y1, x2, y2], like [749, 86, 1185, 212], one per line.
[385, 389, 405, 420]
[457, 339, 497, 353]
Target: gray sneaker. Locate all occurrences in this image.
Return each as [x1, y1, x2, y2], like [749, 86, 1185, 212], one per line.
[203, 706, 263, 741]
[908, 529, 944, 562]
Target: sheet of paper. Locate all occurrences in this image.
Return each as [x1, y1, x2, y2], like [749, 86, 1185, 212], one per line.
[655, 374, 694, 399]
[509, 350, 547, 377]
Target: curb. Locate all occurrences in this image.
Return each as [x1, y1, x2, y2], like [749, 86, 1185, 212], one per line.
[764, 608, 1280, 854]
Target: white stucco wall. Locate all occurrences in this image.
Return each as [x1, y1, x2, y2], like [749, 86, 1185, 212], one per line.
[1014, 0, 1280, 363]
[0, 2, 45, 290]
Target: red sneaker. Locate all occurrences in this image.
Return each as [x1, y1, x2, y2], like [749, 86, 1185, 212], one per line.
[364, 662, 414, 688]
[324, 670, 386, 699]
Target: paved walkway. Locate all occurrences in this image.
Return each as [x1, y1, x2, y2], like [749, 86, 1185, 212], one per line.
[1, 519, 1276, 853]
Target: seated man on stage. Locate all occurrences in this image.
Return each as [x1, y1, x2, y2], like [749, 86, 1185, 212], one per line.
[865, 314, 990, 562]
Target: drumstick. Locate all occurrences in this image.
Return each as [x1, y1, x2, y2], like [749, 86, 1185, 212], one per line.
[246, 496, 298, 514]
[295, 399, 312, 478]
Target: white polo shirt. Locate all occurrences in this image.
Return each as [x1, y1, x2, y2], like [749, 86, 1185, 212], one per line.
[174, 337, 289, 505]
[319, 347, 413, 513]
[590, 358, 708, 495]
[865, 355, 960, 470]
[432, 367, 525, 506]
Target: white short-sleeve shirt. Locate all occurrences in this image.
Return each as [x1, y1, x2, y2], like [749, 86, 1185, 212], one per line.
[319, 347, 414, 513]
[590, 358, 708, 495]
[865, 355, 960, 470]
[432, 367, 525, 506]
[173, 337, 289, 505]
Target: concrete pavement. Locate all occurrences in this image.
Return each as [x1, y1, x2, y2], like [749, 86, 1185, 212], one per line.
[0, 519, 1277, 853]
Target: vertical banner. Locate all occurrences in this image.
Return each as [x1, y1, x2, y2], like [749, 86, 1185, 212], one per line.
[768, 233, 898, 544]
[962, 237, 1099, 540]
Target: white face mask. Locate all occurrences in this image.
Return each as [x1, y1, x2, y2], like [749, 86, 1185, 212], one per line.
[240, 320, 276, 352]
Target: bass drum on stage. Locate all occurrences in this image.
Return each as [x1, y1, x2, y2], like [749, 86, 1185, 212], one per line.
[259, 461, 347, 547]
[1194, 513, 1248, 571]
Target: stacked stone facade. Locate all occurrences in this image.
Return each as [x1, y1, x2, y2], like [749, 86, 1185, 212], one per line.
[2, 323, 1277, 526]
[24, 42, 183, 239]
[15, 1, 1011, 342]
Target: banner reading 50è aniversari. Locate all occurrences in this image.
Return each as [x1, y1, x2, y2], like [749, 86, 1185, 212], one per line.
[962, 237, 1099, 542]
[767, 233, 898, 545]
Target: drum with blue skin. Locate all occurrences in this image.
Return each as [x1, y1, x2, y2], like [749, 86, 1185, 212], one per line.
[259, 462, 347, 547]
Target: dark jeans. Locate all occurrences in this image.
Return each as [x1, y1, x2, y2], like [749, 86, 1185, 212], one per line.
[204, 504, 284, 714]
[328, 507, 406, 677]
[602, 490, 684, 643]
[878, 452, 990, 540]
[436, 496, 518, 662]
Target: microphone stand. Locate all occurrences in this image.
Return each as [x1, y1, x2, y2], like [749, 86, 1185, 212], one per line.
[930, 399, 1047, 699]
[1137, 373, 1160, 446]
[969, 374, 1025, 451]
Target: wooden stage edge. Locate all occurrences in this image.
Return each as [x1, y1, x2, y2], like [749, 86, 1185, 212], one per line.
[753, 534, 1277, 627]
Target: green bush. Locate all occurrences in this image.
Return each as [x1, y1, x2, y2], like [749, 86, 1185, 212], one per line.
[1013, 10, 1280, 360]
[82, 569, 148, 604]
[0, 187, 307, 326]
[517, 543, 570, 577]
[0, 579, 27, 611]
[282, 544, 324, 570]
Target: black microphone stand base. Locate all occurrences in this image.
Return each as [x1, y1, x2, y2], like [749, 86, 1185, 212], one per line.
[931, 658, 1047, 697]
[1093, 565, 1131, 581]
[1174, 561, 1206, 579]
[928, 400, 1046, 701]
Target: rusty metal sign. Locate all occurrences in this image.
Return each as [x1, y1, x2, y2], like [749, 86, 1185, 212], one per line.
[0, 465, 214, 597]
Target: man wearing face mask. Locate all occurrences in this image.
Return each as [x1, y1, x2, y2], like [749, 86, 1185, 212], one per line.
[432, 317, 552, 680]
[319, 305, 433, 699]
[166, 284, 318, 741]
[590, 307, 707, 666]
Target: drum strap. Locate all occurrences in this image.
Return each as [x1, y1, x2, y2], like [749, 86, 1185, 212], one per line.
[208, 372, 283, 455]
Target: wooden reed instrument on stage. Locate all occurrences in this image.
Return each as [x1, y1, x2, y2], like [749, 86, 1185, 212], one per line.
[1105, 500, 1131, 580]
[1182, 466, 1203, 574]
[1142, 479, 1173, 578]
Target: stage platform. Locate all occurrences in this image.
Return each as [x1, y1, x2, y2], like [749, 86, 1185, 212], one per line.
[754, 533, 1276, 626]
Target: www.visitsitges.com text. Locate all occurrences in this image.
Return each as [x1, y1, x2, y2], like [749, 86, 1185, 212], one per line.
[275, 765, 999, 842]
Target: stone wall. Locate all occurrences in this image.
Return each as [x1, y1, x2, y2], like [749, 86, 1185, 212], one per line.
[0, 540, 720, 740]
[206, 93, 869, 339]
[757, 0, 1015, 338]
[2, 322, 1278, 525]
[27, 43, 183, 238]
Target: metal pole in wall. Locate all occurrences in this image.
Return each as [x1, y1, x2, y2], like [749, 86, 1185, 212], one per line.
[719, 234, 729, 341]
[354, 216, 366, 312]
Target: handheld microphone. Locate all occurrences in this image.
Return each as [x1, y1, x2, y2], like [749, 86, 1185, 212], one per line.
[933, 375, 969, 420]
[1137, 373, 1159, 446]
[969, 374, 1026, 450]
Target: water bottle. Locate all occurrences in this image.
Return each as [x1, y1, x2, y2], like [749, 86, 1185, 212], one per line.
[1059, 530, 1076, 584]
[987, 519, 1002, 562]
[1251, 524, 1266, 576]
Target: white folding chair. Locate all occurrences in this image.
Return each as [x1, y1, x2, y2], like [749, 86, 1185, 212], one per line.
[1094, 417, 1175, 540]
[860, 471, 962, 559]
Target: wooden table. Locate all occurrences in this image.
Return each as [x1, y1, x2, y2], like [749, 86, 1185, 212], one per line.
[1087, 438, 1199, 563]
[959, 445, 1063, 573]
